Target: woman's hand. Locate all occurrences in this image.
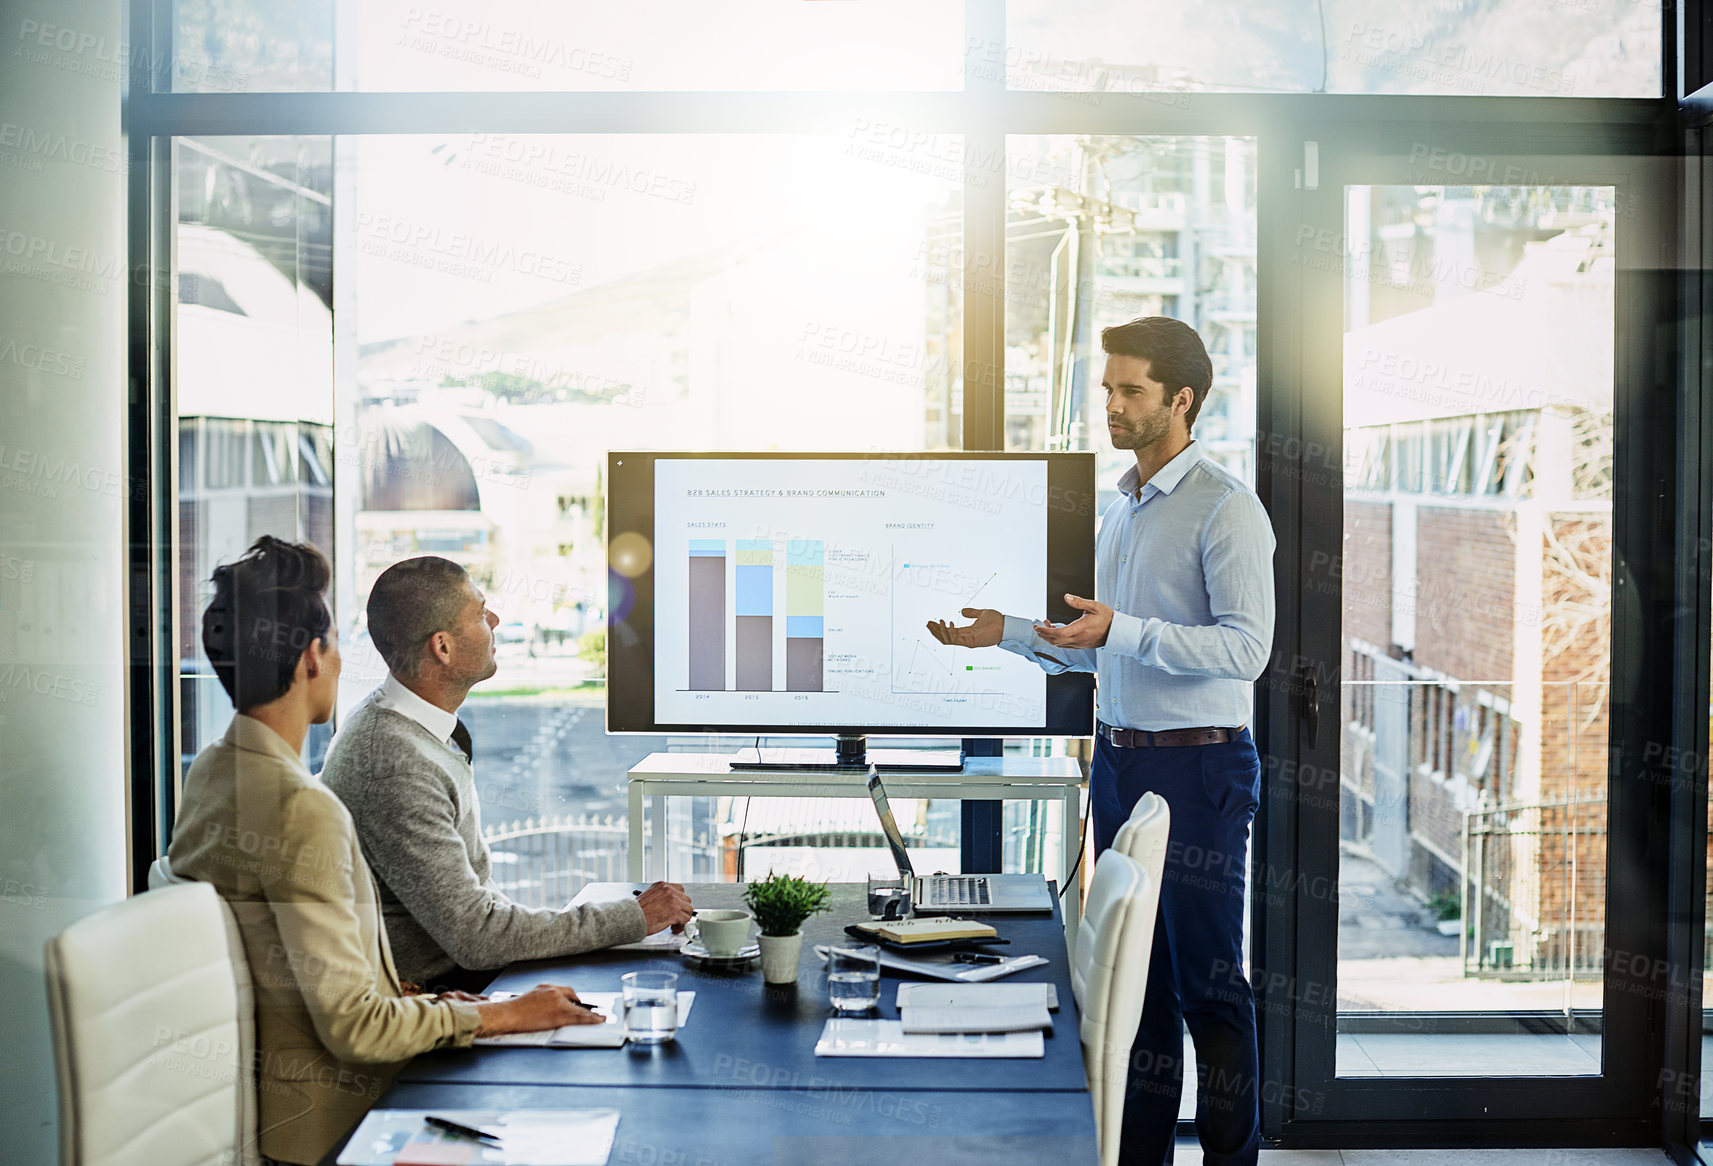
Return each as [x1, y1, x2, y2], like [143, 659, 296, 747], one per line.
[473, 984, 605, 1036]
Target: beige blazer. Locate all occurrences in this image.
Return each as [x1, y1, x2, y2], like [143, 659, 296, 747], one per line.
[169, 716, 482, 1166]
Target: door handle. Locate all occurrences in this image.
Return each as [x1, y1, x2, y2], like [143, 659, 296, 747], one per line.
[1295, 662, 1319, 749]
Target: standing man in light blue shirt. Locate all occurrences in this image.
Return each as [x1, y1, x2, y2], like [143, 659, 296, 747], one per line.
[930, 317, 1275, 1166]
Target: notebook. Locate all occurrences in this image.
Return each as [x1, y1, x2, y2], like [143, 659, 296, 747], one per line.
[849, 917, 998, 945]
[899, 1002, 1053, 1035]
[336, 1108, 620, 1165]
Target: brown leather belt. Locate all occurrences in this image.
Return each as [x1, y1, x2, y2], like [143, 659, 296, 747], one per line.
[1097, 721, 1240, 748]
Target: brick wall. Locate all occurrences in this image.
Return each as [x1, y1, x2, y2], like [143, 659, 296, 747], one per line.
[1531, 511, 1612, 966]
[1412, 507, 1516, 682]
[1343, 500, 1391, 649]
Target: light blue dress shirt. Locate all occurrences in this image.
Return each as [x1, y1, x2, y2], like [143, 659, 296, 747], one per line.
[998, 441, 1276, 732]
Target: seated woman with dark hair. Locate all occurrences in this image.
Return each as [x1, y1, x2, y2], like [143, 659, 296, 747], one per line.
[168, 536, 599, 1166]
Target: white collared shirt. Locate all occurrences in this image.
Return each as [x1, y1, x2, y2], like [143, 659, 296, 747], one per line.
[373, 672, 460, 748]
[998, 441, 1276, 731]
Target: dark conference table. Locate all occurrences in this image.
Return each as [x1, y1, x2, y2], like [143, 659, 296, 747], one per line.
[321, 882, 1098, 1165]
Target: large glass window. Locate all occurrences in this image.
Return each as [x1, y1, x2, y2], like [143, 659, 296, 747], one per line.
[174, 0, 964, 92]
[175, 135, 335, 770]
[1005, 0, 1662, 97]
[1003, 135, 1257, 481]
[1337, 183, 1614, 1075]
[172, 129, 966, 890]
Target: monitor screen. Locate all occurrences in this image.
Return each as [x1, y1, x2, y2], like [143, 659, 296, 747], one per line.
[606, 451, 1096, 737]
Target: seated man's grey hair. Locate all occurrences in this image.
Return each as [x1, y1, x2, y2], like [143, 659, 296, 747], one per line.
[367, 556, 475, 678]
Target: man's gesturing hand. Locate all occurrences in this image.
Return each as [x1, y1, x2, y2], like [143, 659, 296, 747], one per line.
[473, 984, 605, 1035]
[1034, 594, 1113, 650]
[637, 881, 694, 933]
[926, 607, 1004, 648]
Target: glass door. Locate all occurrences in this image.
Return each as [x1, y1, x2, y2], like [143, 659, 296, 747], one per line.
[1264, 138, 1674, 1142]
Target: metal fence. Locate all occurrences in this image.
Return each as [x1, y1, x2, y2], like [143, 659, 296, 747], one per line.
[1462, 796, 1606, 980]
[483, 813, 721, 909]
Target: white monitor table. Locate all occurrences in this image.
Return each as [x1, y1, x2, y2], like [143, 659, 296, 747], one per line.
[624, 752, 1087, 945]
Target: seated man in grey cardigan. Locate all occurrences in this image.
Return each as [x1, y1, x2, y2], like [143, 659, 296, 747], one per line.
[323, 555, 694, 992]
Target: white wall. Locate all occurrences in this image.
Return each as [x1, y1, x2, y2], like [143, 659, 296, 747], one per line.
[0, 0, 129, 1157]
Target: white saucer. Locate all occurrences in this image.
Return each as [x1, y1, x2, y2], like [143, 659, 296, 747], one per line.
[681, 940, 761, 968]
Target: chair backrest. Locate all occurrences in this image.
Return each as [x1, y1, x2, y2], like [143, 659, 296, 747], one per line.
[1072, 849, 1157, 1166]
[46, 880, 259, 1166]
[1112, 791, 1170, 894]
[146, 854, 181, 889]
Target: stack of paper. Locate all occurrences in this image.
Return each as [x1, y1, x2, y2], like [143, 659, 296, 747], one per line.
[895, 981, 1059, 1010]
[896, 982, 1056, 1034]
[814, 1018, 1044, 1059]
[473, 992, 695, 1048]
[900, 1003, 1051, 1034]
[336, 1108, 620, 1165]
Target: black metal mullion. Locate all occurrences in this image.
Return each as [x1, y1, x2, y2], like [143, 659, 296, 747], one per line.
[1602, 165, 1682, 1133]
[123, 90, 1668, 141]
[1253, 127, 1310, 1141]
[123, 0, 177, 895]
[1661, 123, 1711, 1165]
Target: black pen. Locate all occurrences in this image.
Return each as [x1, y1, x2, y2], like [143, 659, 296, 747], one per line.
[425, 1115, 503, 1145]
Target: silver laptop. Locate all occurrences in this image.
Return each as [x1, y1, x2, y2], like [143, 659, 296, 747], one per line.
[865, 767, 1055, 913]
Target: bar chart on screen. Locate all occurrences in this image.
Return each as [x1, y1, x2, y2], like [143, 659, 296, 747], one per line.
[652, 457, 1051, 728]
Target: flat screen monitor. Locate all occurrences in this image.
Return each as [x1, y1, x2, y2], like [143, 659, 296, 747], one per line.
[606, 451, 1096, 743]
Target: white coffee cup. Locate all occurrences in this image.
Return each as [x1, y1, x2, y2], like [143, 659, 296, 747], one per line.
[692, 909, 753, 956]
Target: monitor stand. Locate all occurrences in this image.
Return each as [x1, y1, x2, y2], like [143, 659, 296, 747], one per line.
[728, 733, 965, 773]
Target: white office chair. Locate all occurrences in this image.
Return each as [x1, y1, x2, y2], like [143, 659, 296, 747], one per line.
[146, 853, 180, 889]
[46, 880, 260, 1166]
[1112, 792, 1170, 915]
[1072, 849, 1157, 1166]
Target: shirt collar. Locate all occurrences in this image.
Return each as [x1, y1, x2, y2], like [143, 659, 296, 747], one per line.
[1118, 441, 1204, 501]
[376, 672, 459, 745]
[224, 713, 310, 771]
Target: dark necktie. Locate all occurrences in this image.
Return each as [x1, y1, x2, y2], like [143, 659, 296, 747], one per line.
[450, 719, 473, 764]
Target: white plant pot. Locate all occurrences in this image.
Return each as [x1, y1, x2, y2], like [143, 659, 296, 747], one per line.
[757, 932, 803, 984]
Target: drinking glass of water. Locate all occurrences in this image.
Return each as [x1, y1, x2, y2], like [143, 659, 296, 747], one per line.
[865, 874, 910, 919]
[827, 945, 881, 1013]
[621, 971, 679, 1044]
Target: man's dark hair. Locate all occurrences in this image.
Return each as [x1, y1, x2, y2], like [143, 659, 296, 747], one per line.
[202, 536, 333, 713]
[1100, 316, 1215, 431]
[367, 556, 475, 678]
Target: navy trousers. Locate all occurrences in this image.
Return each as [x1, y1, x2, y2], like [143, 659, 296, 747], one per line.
[1091, 729, 1261, 1166]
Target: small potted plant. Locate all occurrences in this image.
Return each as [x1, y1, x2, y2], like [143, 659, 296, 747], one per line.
[743, 870, 832, 984]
